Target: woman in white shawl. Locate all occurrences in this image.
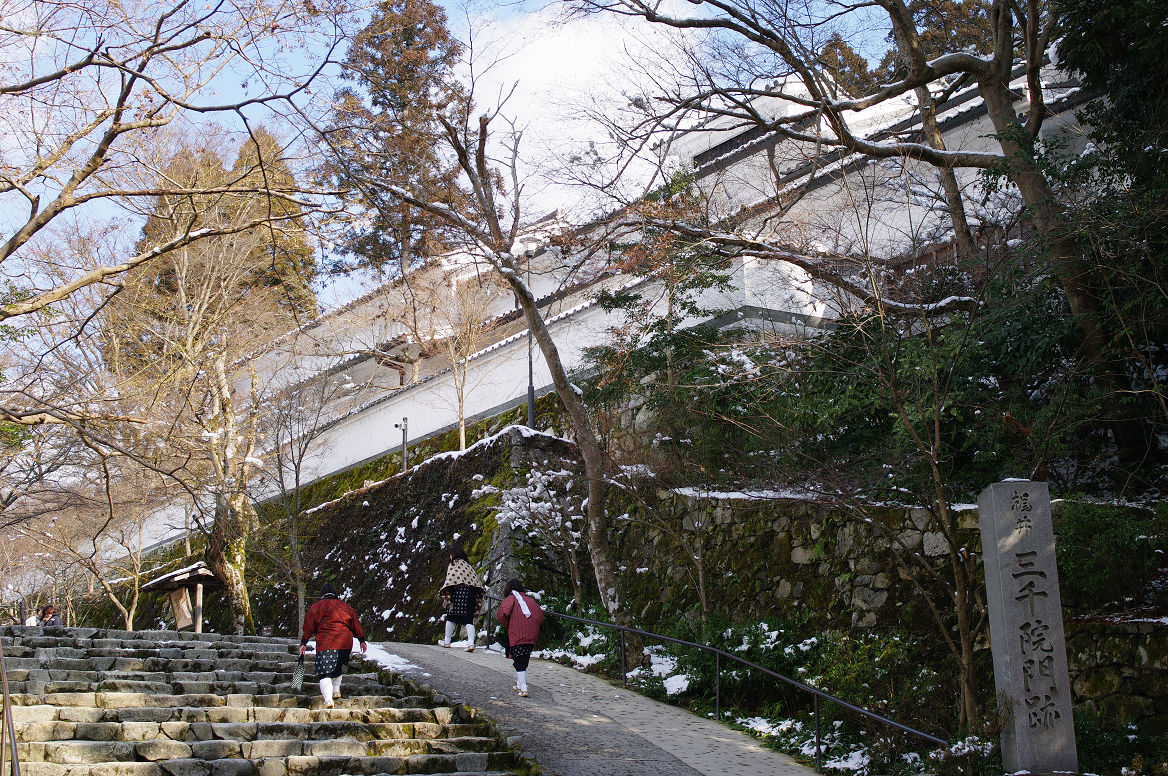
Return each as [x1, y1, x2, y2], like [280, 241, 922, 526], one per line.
[438, 543, 484, 651]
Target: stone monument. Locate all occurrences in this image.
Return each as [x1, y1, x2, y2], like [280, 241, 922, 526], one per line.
[978, 480, 1077, 773]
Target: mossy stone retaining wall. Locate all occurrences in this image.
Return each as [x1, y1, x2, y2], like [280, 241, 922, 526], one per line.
[613, 489, 978, 632]
[613, 487, 1168, 729]
[264, 427, 577, 643]
[1067, 618, 1168, 734]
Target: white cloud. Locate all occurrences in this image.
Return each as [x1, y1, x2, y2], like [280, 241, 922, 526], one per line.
[448, 0, 693, 217]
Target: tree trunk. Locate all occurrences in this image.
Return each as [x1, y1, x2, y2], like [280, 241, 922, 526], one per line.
[184, 509, 193, 556]
[953, 558, 980, 727]
[458, 389, 467, 451]
[296, 580, 306, 638]
[206, 494, 255, 635]
[511, 273, 629, 629]
[695, 539, 709, 625]
[980, 77, 1150, 458]
[292, 549, 307, 636]
[566, 545, 583, 612]
[913, 85, 976, 261]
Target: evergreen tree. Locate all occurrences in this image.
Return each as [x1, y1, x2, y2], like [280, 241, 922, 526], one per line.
[103, 129, 316, 634]
[229, 128, 318, 319]
[819, 33, 880, 98]
[876, 0, 993, 83]
[110, 130, 316, 371]
[1051, 0, 1168, 456]
[321, 0, 466, 274]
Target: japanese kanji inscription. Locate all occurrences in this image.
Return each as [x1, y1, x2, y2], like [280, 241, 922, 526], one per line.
[978, 480, 1077, 773]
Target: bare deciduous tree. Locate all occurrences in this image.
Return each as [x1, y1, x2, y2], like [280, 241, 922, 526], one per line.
[430, 267, 508, 450]
[575, 0, 1119, 400]
[253, 375, 343, 634]
[0, 0, 344, 423]
[312, 2, 633, 630]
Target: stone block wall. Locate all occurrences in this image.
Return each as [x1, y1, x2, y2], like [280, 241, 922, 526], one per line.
[1067, 618, 1168, 734]
[613, 488, 979, 631]
[611, 486, 1168, 729]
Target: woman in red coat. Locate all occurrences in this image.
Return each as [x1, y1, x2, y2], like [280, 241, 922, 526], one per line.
[299, 583, 366, 708]
[495, 578, 543, 697]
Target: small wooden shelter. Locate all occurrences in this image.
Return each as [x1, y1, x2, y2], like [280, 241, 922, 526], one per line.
[142, 561, 223, 633]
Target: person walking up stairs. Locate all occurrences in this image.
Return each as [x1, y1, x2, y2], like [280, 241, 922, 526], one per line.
[299, 583, 366, 709]
[0, 625, 526, 776]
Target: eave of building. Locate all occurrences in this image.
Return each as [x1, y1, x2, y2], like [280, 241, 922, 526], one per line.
[718, 83, 1092, 227]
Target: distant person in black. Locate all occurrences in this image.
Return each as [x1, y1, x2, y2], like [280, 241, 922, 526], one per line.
[41, 605, 62, 627]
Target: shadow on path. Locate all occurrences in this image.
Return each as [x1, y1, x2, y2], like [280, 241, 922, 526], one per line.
[375, 642, 817, 776]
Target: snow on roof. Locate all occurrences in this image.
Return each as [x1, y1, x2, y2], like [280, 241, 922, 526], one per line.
[142, 561, 218, 590]
[689, 66, 1082, 186]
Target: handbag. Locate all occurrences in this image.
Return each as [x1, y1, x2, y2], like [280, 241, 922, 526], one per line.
[292, 654, 305, 692]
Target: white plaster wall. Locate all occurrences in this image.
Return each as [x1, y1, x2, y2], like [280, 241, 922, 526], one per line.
[678, 69, 1082, 260]
[263, 275, 637, 489]
[242, 71, 1086, 499]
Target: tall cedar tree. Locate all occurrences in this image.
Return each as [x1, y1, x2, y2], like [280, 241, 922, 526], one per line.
[112, 130, 316, 371]
[229, 128, 318, 321]
[323, 0, 466, 275]
[876, 0, 994, 80]
[1055, 0, 1168, 441]
[106, 130, 316, 633]
[318, 0, 636, 637]
[819, 34, 881, 99]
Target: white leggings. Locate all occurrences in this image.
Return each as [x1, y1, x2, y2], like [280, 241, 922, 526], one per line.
[319, 674, 341, 703]
[444, 620, 476, 644]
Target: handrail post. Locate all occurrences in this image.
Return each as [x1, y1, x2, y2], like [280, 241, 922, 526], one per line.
[1, 631, 23, 776]
[715, 652, 721, 722]
[619, 630, 627, 685]
[814, 695, 821, 773]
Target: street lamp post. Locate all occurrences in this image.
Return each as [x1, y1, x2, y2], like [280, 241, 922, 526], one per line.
[525, 249, 536, 428]
[394, 417, 408, 474]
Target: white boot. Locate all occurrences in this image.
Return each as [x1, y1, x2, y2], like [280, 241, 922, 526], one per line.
[516, 671, 528, 697]
[441, 620, 455, 647]
[319, 677, 334, 708]
[332, 674, 342, 700]
[465, 625, 477, 652]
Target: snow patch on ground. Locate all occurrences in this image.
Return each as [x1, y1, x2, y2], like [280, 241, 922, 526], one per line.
[534, 647, 606, 670]
[625, 646, 692, 695]
[363, 643, 422, 673]
[662, 674, 691, 695]
[672, 486, 817, 500]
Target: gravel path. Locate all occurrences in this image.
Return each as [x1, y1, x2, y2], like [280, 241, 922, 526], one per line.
[373, 641, 816, 776]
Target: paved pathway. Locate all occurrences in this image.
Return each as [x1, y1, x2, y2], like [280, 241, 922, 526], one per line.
[375, 642, 816, 776]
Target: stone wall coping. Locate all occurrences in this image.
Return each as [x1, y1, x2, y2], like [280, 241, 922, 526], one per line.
[1066, 616, 1168, 635]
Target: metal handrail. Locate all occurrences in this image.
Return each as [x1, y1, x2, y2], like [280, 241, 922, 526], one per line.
[0, 630, 22, 776]
[484, 594, 945, 771]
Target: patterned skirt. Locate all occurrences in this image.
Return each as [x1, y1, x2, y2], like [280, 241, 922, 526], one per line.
[508, 643, 533, 671]
[314, 648, 351, 679]
[446, 585, 479, 625]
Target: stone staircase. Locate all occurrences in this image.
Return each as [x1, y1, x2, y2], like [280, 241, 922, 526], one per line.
[0, 626, 528, 776]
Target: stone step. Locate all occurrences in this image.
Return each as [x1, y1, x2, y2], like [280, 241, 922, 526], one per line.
[2, 628, 522, 775]
[3, 638, 298, 661]
[16, 716, 492, 744]
[5, 680, 399, 699]
[10, 689, 386, 706]
[17, 759, 520, 776]
[10, 703, 464, 726]
[2, 625, 300, 646]
[5, 656, 302, 676]
[16, 741, 517, 770]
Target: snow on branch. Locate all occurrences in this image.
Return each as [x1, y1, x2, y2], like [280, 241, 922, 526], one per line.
[626, 217, 980, 317]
